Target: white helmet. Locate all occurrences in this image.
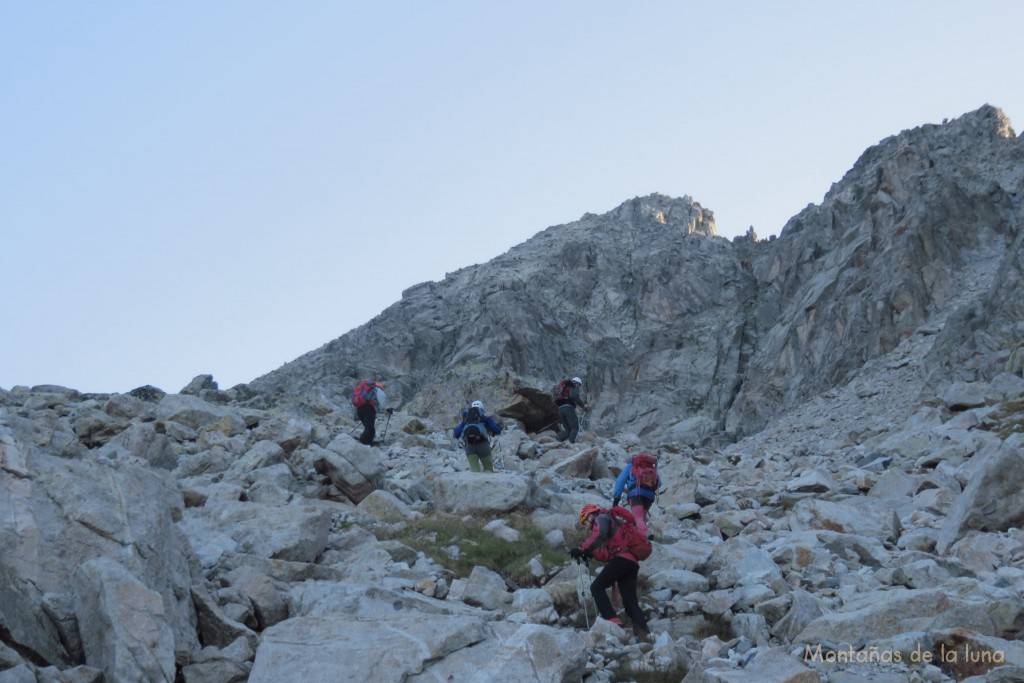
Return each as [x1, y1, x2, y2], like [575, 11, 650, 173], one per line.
[471, 400, 484, 410]
[571, 377, 583, 385]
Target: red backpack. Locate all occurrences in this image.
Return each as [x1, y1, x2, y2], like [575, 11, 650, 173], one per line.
[631, 453, 659, 491]
[351, 380, 375, 408]
[552, 379, 573, 402]
[593, 506, 652, 562]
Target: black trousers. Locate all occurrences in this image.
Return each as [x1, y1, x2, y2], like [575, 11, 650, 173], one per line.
[556, 404, 580, 443]
[357, 404, 377, 445]
[590, 556, 647, 631]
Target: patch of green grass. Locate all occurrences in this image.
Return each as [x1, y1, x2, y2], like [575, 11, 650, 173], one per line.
[377, 513, 573, 587]
[981, 398, 1024, 439]
[692, 614, 735, 641]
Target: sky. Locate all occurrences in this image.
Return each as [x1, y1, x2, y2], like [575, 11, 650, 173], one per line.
[2, 2, 1023, 395]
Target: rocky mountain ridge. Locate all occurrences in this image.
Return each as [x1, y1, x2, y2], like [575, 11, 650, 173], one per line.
[1, 104, 1024, 683]
[248, 105, 1023, 449]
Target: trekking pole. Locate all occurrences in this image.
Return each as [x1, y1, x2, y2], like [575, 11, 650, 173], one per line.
[380, 412, 392, 442]
[538, 420, 560, 435]
[577, 558, 591, 630]
[564, 542, 593, 630]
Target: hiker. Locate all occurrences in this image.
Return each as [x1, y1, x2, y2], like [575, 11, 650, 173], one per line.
[570, 504, 651, 640]
[453, 400, 503, 472]
[352, 379, 392, 446]
[612, 452, 661, 540]
[554, 376, 590, 444]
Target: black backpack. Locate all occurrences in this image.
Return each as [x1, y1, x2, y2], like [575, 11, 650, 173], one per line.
[462, 407, 488, 444]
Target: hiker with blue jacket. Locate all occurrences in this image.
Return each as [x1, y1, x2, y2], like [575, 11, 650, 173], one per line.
[453, 400, 503, 472]
[612, 452, 661, 540]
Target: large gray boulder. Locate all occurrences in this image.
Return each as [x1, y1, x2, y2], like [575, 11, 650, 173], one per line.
[789, 497, 901, 544]
[427, 471, 533, 513]
[155, 393, 241, 432]
[248, 615, 489, 682]
[694, 647, 819, 683]
[178, 500, 333, 567]
[936, 434, 1024, 554]
[0, 443, 197, 668]
[308, 436, 387, 503]
[75, 557, 177, 683]
[794, 587, 1024, 645]
[408, 622, 588, 683]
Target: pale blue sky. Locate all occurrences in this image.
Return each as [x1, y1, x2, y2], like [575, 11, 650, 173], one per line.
[2, 2, 1022, 394]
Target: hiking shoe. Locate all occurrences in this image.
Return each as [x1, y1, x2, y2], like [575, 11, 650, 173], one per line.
[607, 617, 623, 627]
[633, 626, 652, 641]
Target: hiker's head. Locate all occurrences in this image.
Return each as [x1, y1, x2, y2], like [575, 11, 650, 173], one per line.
[471, 400, 484, 410]
[579, 503, 600, 526]
[374, 381, 385, 390]
[571, 376, 583, 386]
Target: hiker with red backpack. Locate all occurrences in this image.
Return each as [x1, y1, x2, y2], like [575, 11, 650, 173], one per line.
[553, 376, 590, 444]
[612, 452, 661, 540]
[351, 379, 392, 446]
[569, 503, 652, 640]
[452, 400, 503, 472]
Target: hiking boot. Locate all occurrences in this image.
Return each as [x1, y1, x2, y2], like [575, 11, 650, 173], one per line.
[633, 625, 652, 641]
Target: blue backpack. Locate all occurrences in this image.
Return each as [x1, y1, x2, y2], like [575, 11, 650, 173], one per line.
[462, 406, 488, 444]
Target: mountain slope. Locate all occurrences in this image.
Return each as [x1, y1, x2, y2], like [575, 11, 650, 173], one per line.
[729, 104, 1021, 436]
[249, 105, 1023, 445]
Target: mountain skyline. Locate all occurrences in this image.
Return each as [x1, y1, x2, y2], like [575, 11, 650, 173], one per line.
[3, 3, 1023, 393]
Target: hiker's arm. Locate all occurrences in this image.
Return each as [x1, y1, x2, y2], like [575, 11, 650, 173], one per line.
[572, 387, 590, 411]
[581, 515, 612, 555]
[612, 467, 628, 500]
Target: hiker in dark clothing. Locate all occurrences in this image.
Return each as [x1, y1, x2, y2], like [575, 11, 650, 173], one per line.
[354, 380, 391, 445]
[555, 376, 590, 444]
[570, 504, 650, 640]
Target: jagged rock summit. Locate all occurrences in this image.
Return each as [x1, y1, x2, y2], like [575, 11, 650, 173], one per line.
[251, 104, 1023, 448]
[250, 191, 736, 438]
